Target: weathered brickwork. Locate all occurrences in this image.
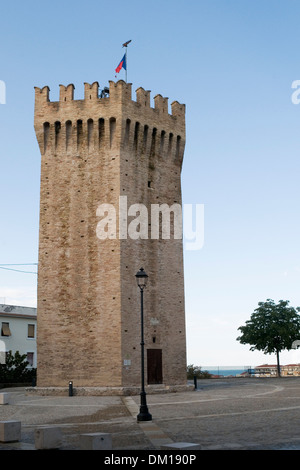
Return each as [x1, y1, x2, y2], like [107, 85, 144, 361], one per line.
[34, 80, 186, 388]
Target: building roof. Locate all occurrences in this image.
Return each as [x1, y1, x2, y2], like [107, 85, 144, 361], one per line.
[255, 363, 300, 368]
[256, 364, 277, 368]
[0, 304, 37, 319]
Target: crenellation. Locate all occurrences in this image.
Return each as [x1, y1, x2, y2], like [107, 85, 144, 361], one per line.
[136, 87, 151, 107]
[154, 94, 168, 114]
[34, 81, 185, 137]
[59, 84, 75, 102]
[35, 85, 50, 103]
[171, 101, 185, 119]
[109, 79, 132, 103]
[34, 82, 185, 118]
[84, 81, 99, 101]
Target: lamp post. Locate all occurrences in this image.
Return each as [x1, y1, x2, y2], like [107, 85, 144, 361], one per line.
[135, 267, 152, 422]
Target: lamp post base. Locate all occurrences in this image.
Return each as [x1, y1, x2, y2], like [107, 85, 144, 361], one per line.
[137, 409, 152, 422]
[137, 391, 152, 421]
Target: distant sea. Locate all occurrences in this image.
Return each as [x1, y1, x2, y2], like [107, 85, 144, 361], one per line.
[203, 367, 251, 377]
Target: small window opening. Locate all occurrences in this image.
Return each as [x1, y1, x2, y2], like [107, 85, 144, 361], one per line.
[28, 324, 35, 338]
[1, 322, 11, 337]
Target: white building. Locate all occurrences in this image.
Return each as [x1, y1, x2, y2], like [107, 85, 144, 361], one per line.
[0, 304, 37, 368]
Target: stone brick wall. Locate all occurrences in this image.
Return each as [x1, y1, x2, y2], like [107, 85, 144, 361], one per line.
[34, 80, 186, 388]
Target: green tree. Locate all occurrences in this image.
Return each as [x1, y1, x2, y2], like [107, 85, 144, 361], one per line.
[237, 299, 300, 377]
[187, 364, 211, 379]
[0, 350, 36, 384]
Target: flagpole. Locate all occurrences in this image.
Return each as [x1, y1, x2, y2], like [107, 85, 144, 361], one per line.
[122, 40, 131, 83]
[125, 46, 127, 83]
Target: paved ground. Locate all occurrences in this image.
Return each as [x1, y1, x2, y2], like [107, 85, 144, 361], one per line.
[0, 377, 300, 451]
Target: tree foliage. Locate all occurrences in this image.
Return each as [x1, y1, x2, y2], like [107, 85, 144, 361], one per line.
[237, 299, 300, 376]
[0, 350, 36, 384]
[187, 364, 211, 379]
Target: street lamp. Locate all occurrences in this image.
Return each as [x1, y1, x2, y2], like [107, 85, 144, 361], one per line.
[135, 267, 152, 422]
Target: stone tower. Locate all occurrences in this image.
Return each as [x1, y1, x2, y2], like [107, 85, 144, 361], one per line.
[34, 80, 186, 391]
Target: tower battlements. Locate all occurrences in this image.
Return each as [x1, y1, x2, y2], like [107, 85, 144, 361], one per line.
[34, 80, 185, 164]
[34, 79, 185, 120]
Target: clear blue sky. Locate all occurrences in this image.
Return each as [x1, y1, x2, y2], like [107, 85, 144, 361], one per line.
[1, 0, 300, 367]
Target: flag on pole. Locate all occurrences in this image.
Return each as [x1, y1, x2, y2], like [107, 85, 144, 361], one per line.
[115, 54, 127, 74]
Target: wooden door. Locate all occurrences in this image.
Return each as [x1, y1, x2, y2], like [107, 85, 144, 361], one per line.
[147, 349, 163, 384]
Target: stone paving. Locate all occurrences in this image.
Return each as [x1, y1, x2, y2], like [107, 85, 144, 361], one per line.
[0, 377, 300, 451]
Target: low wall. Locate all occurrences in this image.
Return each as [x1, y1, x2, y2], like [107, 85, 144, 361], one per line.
[26, 383, 194, 396]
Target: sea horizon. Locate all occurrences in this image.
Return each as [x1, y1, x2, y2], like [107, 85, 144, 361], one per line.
[202, 366, 251, 376]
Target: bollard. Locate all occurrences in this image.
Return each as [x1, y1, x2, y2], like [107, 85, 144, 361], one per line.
[80, 433, 112, 450]
[35, 427, 62, 450]
[193, 375, 197, 390]
[0, 421, 21, 443]
[0, 393, 9, 405]
[69, 381, 73, 397]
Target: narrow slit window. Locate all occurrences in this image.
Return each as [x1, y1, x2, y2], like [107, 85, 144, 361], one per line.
[176, 135, 181, 159]
[110, 117, 116, 148]
[66, 120, 72, 150]
[55, 121, 61, 148]
[150, 128, 157, 156]
[134, 122, 140, 151]
[43, 122, 50, 152]
[168, 132, 173, 157]
[124, 119, 130, 147]
[77, 119, 83, 147]
[143, 125, 148, 152]
[87, 118, 93, 148]
[98, 118, 105, 147]
[160, 130, 166, 156]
